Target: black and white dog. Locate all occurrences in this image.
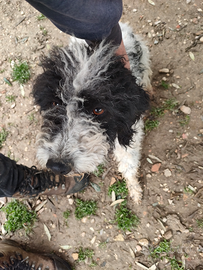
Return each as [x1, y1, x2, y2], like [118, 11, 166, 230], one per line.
[32, 23, 152, 203]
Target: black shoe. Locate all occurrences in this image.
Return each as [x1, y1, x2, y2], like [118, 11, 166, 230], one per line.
[15, 166, 89, 197]
[0, 239, 72, 270]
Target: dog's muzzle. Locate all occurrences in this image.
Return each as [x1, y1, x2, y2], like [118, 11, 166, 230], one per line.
[46, 159, 73, 175]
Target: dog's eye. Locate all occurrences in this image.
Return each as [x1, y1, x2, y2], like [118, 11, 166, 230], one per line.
[93, 108, 104, 115]
[52, 101, 59, 107]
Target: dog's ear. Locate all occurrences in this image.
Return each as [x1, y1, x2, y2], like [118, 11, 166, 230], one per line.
[117, 85, 149, 146]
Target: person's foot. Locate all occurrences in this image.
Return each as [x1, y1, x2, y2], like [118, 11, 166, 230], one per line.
[14, 165, 89, 198]
[0, 239, 72, 270]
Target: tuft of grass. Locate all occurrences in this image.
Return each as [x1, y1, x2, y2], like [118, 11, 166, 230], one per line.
[37, 14, 46, 20]
[1, 200, 37, 233]
[197, 219, 203, 228]
[93, 164, 105, 177]
[160, 80, 169, 89]
[163, 99, 178, 111]
[40, 26, 48, 36]
[75, 199, 97, 219]
[77, 247, 94, 262]
[108, 180, 128, 199]
[0, 128, 9, 148]
[12, 61, 30, 84]
[144, 119, 159, 132]
[115, 202, 139, 231]
[179, 115, 190, 126]
[6, 95, 16, 103]
[150, 240, 184, 270]
[63, 210, 71, 219]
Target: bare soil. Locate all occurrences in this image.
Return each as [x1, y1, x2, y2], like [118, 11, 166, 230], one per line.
[0, 0, 203, 269]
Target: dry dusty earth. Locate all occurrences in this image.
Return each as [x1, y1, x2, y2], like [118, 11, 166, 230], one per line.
[0, 0, 203, 269]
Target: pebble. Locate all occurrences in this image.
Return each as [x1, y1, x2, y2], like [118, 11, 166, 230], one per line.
[159, 68, 170, 73]
[81, 217, 87, 223]
[81, 232, 86, 237]
[114, 234, 124, 241]
[180, 105, 191, 115]
[68, 198, 74, 205]
[200, 37, 203, 43]
[138, 238, 149, 246]
[151, 163, 161, 172]
[91, 218, 95, 224]
[72, 253, 79, 260]
[163, 230, 173, 240]
[135, 245, 142, 252]
[164, 168, 172, 177]
[90, 236, 96, 244]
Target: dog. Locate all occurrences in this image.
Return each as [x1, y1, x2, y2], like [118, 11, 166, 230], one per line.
[32, 23, 151, 203]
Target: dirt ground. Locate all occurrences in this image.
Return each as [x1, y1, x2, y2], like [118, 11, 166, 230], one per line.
[0, 0, 203, 269]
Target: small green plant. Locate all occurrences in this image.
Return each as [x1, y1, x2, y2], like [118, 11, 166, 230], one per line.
[151, 107, 165, 117]
[0, 69, 5, 73]
[75, 199, 97, 219]
[115, 202, 139, 231]
[6, 95, 16, 103]
[108, 180, 128, 198]
[40, 26, 48, 36]
[1, 200, 37, 233]
[0, 128, 8, 148]
[63, 210, 71, 219]
[197, 218, 203, 228]
[163, 99, 178, 111]
[37, 14, 46, 20]
[150, 240, 184, 270]
[184, 186, 194, 194]
[144, 119, 159, 132]
[93, 164, 105, 177]
[160, 80, 169, 89]
[179, 115, 190, 126]
[77, 247, 94, 262]
[12, 61, 30, 84]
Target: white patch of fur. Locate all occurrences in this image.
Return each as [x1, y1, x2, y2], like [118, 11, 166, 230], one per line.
[113, 119, 144, 203]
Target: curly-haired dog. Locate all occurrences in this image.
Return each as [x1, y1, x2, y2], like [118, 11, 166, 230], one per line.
[32, 23, 151, 203]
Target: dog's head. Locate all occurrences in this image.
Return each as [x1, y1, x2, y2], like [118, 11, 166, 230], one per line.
[33, 41, 149, 174]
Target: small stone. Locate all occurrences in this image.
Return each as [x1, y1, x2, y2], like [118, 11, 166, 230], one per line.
[163, 230, 173, 240]
[81, 232, 86, 237]
[72, 253, 79, 260]
[91, 218, 95, 223]
[90, 236, 96, 244]
[199, 253, 203, 257]
[151, 163, 161, 172]
[138, 238, 149, 247]
[164, 169, 172, 177]
[110, 177, 116, 186]
[81, 217, 87, 223]
[68, 198, 74, 205]
[159, 68, 170, 73]
[135, 245, 142, 252]
[146, 174, 152, 178]
[114, 234, 124, 241]
[180, 105, 191, 115]
[200, 37, 203, 43]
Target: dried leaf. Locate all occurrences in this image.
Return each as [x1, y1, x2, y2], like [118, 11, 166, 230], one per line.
[44, 224, 51, 241]
[60, 245, 72, 250]
[35, 199, 47, 212]
[112, 190, 116, 202]
[189, 51, 195, 61]
[110, 199, 124, 206]
[148, 0, 155, 5]
[90, 182, 101, 192]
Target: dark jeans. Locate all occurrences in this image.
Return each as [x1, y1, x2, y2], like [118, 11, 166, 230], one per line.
[26, 0, 122, 46]
[0, 154, 24, 197]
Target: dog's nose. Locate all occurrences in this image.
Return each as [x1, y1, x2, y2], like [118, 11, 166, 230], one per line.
[46, 159, 72, 175]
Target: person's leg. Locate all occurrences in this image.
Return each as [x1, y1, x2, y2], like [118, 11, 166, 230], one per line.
[0, 153, 89, 198]
[0, 239, 72, 270]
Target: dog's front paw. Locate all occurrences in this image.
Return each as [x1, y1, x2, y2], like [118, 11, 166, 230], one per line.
[128, 184, 142, 204]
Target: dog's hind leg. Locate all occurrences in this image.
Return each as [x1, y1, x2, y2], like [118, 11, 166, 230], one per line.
[113, 120, 144, 204]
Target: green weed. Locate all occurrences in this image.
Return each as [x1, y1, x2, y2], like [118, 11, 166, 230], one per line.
[108, 180, 128, 199]
[179, 115, 190, 126]
[150, 240, 184, 270]
[93, 164, 105, 177]
[115, 201, 139, 231]
[163, 99, 178, 111]
[37, 14, 46, 20]
[63, 210, 71, 219]
[160, 80, 169, 89]
[0, 128, 9, 148]
[151, 107, 165, 117]
[0, 69, 5, 74]
[197, 218, 203, 228]
[6, 95, 16, 103]
[40, 26, 48, 36]
[1, 200, 37, 233]
[12, 61, 30, 84]
[77, 247, 94, 262]
[144, 119, 159, 132]
[75, 199, 97, 219]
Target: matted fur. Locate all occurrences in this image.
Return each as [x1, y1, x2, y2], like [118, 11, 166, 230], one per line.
[32, 23, 151, 203]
